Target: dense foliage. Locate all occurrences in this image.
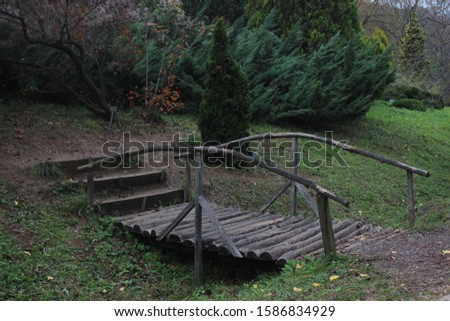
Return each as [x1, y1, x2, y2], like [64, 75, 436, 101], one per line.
[245, 0, 361, 52]
[182, 0, 246, 22]
[197, 19, 251, 143]
[177, 12, 394, 124]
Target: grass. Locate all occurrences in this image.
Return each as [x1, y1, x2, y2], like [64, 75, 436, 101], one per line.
[1, 100, 448, 300]
[31, 161, 64, 178]
[0, 180, 408, 301]
[227, 102, 449, 230]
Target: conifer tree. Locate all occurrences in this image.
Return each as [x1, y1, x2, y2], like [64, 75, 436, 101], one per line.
[401, 11, 429, 75]
[198, 18, 251, 144]
[245, 0, 361, 52]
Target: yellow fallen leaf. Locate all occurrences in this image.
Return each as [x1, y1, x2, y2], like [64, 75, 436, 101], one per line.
[102, 289, 108, 293]
[293, 287, 302, 293]
[312, 283, 321, 287]
[329, 275, 340, 281]
[119, 287, 125, 292]
[391, 251, 397, 254]
[358, 210, 363, 214]
[443, 250, 450, 255]
[47, 276, 54, 281]
[359, 236, 366, 241]
[296, 263, 302, 269]
[360, 274, 369, 278]
[14, 200, 19, 206]
[22, 251, 31, 256]
[253, 284, 258, 289]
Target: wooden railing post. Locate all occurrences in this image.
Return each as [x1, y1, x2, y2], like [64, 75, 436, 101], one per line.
[316, 193, 336, 255]
[184, 157, 192, 202]
[87, 158, 94, 208]
[291, 137, 299, 216]
[194, 151, 203, 283]
[407, 171, 415, 227]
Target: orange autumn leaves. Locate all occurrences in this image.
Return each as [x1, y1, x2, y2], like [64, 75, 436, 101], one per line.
[126, 76, 184, 114]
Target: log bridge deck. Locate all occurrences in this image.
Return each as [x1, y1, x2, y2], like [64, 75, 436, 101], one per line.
[115, 202, 371, 266]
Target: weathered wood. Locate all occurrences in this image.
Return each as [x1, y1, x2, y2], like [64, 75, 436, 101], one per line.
[194, 152, 203, 283]
[259, 181, 291, 214]
[291, 137, 299, 216]
[295, 182, 319, 217]
[254, 220, 349, 261]
[222, 132, 430, 177]
[79, 143, 349, 207]
[87, 158, 94, 207]
[156, 201, 195, 241]
[99, 189, 184, 215]
[407, 171, 415, 227]
[232, 217, 306, 248]
[184, 161, 192, 202]
[240, 219, 320, 252]
[317, 194, 336, 255]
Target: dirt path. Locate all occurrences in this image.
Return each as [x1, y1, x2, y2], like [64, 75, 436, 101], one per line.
[340, 227, 450, 300]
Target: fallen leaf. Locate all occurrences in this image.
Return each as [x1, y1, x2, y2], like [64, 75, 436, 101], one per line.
[359, 274, 369, 278]
[329, 275, 340, 281]
[359, 236, 366, 241]
[391, 251, 397, 254]
[22, 251, 31, 256]
[312, 283, 321, 287]
[119, 287, 125, 292]
[443, 250, 450, 255]
[102, 289, 108, 294]
[293, 287, 302, 292]
[14, 200, 19, 206]
[47, 276, 54, 281]
[296, 263, 302, 270]
[358, 210, 363, 214]
[253, 284, 258, 289]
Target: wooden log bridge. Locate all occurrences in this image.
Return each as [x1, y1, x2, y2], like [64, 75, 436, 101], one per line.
[78, 132, 429, 283]
[114, 201, 371, 266]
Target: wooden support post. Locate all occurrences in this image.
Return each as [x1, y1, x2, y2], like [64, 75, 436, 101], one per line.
[184, 159, 191, 202]
[316, 193, 336, 255]
[407, 171, 415, 227]
[194, 152, 203, 283]
[291, 137, 299, 216]
[259, 181, 291, 214]
[87, 158, 94, 208]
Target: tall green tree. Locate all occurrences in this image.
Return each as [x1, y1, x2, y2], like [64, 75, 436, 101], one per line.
[245, 0, 361, 52]
[401, 10, 429, 75]
[198, 18, 251, 144]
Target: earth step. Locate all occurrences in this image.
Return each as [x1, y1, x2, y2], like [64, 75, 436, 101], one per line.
[98, 189, 184, 215]
[74, 170, 164, 190]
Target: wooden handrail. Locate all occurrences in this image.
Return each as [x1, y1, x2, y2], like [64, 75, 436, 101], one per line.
[221, 132, 430, 177]
[77, 143, 349, 207]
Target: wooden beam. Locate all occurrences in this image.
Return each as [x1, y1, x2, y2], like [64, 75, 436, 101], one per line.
[316, 193, 336, 255]
[199, 196, 243, 258]
[87, 158, 94, 207]
[221, 133, 430, 177]
[184, 160, 191, 202]
[295, 182, 319, 217]
[291, 137, 299, 216]
[156, 201, 195, 241]
[194, 152, 203, 283]
[259, 181, 291, 214]
[407, 171, 416, 227]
